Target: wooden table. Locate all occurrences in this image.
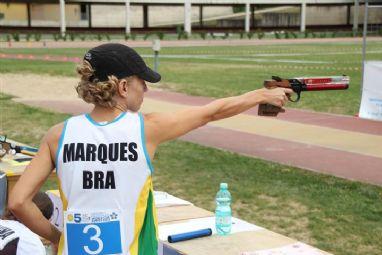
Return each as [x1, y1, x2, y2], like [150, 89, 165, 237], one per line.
[0, 153, 57, 200]
[156, 205, 332, 255]
[43, 191, 332, 255]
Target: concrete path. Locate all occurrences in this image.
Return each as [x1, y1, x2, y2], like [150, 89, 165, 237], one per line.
[15, 89, 382, 186]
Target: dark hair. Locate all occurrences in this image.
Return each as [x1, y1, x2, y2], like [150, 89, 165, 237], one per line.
[3, 192, 53, 221]
[32, 192, 54, 220]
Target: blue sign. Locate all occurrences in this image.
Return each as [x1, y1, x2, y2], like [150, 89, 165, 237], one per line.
[66, 221, 122, 255]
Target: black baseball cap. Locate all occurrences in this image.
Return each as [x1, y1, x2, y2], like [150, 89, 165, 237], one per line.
[83, 43, 161, 83]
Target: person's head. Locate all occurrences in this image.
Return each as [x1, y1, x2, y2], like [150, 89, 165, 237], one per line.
[3, 191, 53, 221]
[76, 43, 161, 112]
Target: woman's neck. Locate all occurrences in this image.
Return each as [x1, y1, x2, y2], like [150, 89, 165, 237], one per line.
[89, 105, 126, 123]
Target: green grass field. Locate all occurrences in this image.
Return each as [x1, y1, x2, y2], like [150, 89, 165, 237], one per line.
[1, 41, 381, 115]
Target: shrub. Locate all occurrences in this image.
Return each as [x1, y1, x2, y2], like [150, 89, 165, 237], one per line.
[176, 25, 188, 40]
[61, 34, 67, 41]
[247, 32, 254, 39]
[274, 31, 281, 39]
[352, 30, 362, 37]
[256, 30, 265, 39]
[156, 32, 165, 40]
[69, 33, 76, 41]
[12, 33, 20, 41]
[79, 34, 86, 41]
[125, 33, 137, 41]
[177, 31, 188, 40]
[199, 32, 207, 40]
[34, 33, 42, 41]
[26, 33, 32, 41]
[143, 33, 152, 40]
[290, 31, 298, 38]
[176, 25, 183, 35]
[53, 33, 60, 41]
[319, 32, 326, 38]
[97, 34, 103, 41]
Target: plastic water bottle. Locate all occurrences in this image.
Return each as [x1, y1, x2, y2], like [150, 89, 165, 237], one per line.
[215, 183, 232, 235]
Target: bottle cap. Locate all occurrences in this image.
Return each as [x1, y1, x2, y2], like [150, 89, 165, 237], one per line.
[220, 183, 228, 189]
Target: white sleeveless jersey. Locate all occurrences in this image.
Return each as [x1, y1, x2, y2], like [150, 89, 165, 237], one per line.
[56, 112, 158, 255]
[0, 220, 46, 255]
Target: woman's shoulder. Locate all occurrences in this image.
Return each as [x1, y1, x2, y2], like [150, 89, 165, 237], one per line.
[45, 114, 85, 141]
[47, 122, 65, 141]
[44, 118, 73, 148]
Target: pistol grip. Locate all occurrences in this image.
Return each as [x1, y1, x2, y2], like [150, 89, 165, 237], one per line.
[258, 104, 281, 117]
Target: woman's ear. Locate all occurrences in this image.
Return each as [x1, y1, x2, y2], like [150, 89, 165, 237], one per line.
[118, 79, 129, 98]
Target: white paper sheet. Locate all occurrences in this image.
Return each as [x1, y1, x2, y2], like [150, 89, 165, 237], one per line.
[154, 191, 193, 208]
[241, 242, 327, 255]
[158, 216, 263, 241]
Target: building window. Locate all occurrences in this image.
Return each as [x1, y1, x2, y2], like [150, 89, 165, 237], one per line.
[80, 4, 87, 20]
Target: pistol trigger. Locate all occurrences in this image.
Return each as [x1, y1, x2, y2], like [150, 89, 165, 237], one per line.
[288, 91, 301, 102]
[295, 92, 301, 102]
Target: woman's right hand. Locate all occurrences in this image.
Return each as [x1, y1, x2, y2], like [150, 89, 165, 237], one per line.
[258, 87, 294, 107]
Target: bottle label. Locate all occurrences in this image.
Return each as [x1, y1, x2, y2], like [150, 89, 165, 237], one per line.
[216, 215, 231, 226]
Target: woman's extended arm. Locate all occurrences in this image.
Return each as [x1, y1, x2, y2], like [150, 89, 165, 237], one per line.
[144, 87, 293, 149]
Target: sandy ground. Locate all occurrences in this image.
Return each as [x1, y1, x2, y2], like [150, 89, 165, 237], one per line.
[0, 73, 160, 102]
[0, 73, 79, 99]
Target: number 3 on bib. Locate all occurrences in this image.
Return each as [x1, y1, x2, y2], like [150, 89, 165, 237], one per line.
[83, 224, 103, 254]
[65, 211, 123, 255]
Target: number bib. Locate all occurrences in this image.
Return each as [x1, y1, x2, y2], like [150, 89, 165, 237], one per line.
[64, 210, 123, 255]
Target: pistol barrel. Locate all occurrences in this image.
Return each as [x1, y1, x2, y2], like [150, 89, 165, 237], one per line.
[298, 76, 350, 91]
[304, 83, 349, 91]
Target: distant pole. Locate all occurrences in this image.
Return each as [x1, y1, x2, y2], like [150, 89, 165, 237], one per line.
[245, 1, 250, 33]
[59, 0, 66, 36]
[27, 2, 31, 28]
[125, 0, 131, 34]
[88, 3, 92, 28]
[300, 2, 306, 32]
[361, 0, 369, 93]
[154, 51, 159, 72]
[153, 39, 161, 72]
[353, 0, 359, 32]
[184, 0, 192, 35]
